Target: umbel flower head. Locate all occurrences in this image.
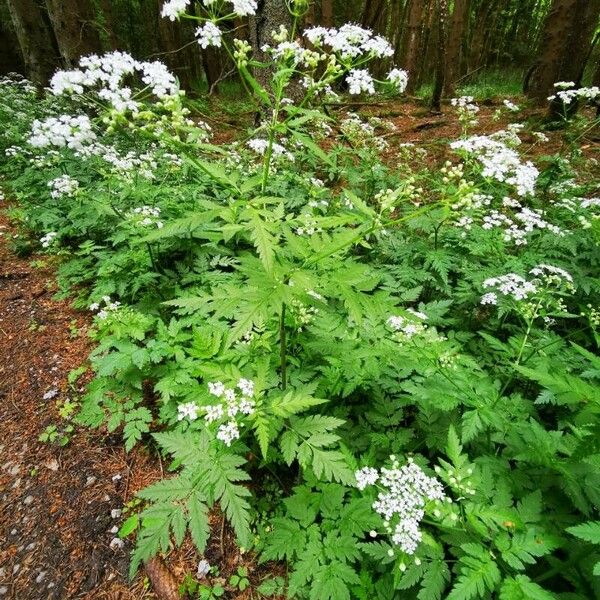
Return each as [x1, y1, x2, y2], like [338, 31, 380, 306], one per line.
[355, 457, 446, 555]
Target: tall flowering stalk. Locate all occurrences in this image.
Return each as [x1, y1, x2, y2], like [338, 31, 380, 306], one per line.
[161, 0, 408, 191]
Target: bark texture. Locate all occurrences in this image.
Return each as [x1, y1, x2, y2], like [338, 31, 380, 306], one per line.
[524, 0, 599, 105]
[249, 0, 293, 90]
[44, 0, 101, 66]
[402, 0, 427, 92]
[5, 0, 60, 86]
[444, 0, 469, 94]
[430, 0, 448, 112]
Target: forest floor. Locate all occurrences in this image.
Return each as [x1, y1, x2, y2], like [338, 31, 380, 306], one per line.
[0, 98, 597, 600]
[0, 219, 273, 599]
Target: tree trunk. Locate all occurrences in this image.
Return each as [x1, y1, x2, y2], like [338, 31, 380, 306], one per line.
[321, 0, 333, 27]
[361, 0, 389, 77]
[249, 0, 293, 90]
[526, 0, 599, 105]
[469, 0, 500, 70]
[44, 0, 102, 66]
[444, 0, 469, 95]
[157, 9, 203, 92]
[402, 0, 427, 92]
[430, 0, 447, 112]
[0, 3, 26, 76]
[5, 0, 60, 86]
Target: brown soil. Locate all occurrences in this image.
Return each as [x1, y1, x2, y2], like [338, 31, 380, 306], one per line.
[0, 214, 267, 599]
[0, 211, 161, 599]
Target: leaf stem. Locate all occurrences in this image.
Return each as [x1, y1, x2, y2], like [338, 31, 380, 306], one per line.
[280, 303, 287, 390]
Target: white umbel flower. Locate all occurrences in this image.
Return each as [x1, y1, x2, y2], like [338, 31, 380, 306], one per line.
[196, 22, 222, 48]
[387, 68, 408, 93]
[161, 0, 190, 20]
[346, 69, 375, 95]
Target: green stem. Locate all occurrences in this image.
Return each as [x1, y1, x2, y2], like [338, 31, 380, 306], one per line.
[280, 303, 288, 390]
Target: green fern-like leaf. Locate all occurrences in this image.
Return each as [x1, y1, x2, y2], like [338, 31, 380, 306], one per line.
[446, 546, 501, 600]
[498, 575, 556, 600]
[566, 521, 600, 544]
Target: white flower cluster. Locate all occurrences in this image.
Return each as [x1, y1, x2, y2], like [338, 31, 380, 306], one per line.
[451, 96, 479, 127]
[387, 310, 428, 338]
[481, 273, 535, 305]
[481, 264, 573, 306]
[355, 457, 446, 555]
[530, 264, 574, 286]
[548, 82, 600, 105]
[50, 51, 179, 112]
[355, 466, 379, 490]
[304, 24, 393, 59]
[179, 379, 256, 446]
[339, 113, 387, 151]
[450, 133, 538, 196]
[247, 138, 294, 162]
[89, 295, 122, 319]
[162, 0, 256, 20]
[503, 99, 520, 112]
[346, 69, 374, 95]
[161, 0, 189, 20]
[451, 95, 479, 114]
[40, 231, 58, 248]
[129, 206, 164, 228]
[48, 175, 79, 199]
[28, 115, 96, 152]
[231, 0, 257, 16]
[387, 68, 409, 93]
[177, 402, 199, 421]
[196, 22, 222, 48]
[77, 143, 161, 179]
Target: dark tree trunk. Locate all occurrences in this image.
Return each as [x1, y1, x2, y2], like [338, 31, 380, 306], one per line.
[249, 0, 293, 90]
[430, 0, 447, 112]
[391, 0, 410, 63]
[0, 3, 26, 75]
[97, 0, 120, 50]
[321, 0, 333, 27]
[202, 47, 223, 94]
[527, 0, 600, 105]
[444, 0, 469, 95]
[157, 11, 203, 92]
[44, 0, 102, 66]
[402, 0, 427, 92]
[361, 0, 389, 77]
[5, 0, 60, 86]
[469, 0, 500, 70]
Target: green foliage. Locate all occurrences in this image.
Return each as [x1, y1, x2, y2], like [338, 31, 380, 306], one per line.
[2, 26, 600, 600]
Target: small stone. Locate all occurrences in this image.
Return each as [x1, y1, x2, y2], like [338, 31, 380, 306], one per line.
[10, 528, 17, 535]
[12, 564, 20, 575]
[35, 571, 47, 584]
[47, 583, 55, 589]
[0, 586, 7, 595]
[44, 459, 59, 472]
[26, 542, 36, 551]
[111, 474, 122, 482]
[109, 526, 118, 534]
[196, 559, 211, 579]
[110, 509, 122, 519]
[9, 464, 20, 476]
[85, 476, 96, 487]
[23, 495, 34, 505]
[109, 538, 124, 550]
[42, 388, 58, 400]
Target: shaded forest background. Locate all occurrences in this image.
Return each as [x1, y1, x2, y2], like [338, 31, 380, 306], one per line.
[2, 0, 600, 106]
